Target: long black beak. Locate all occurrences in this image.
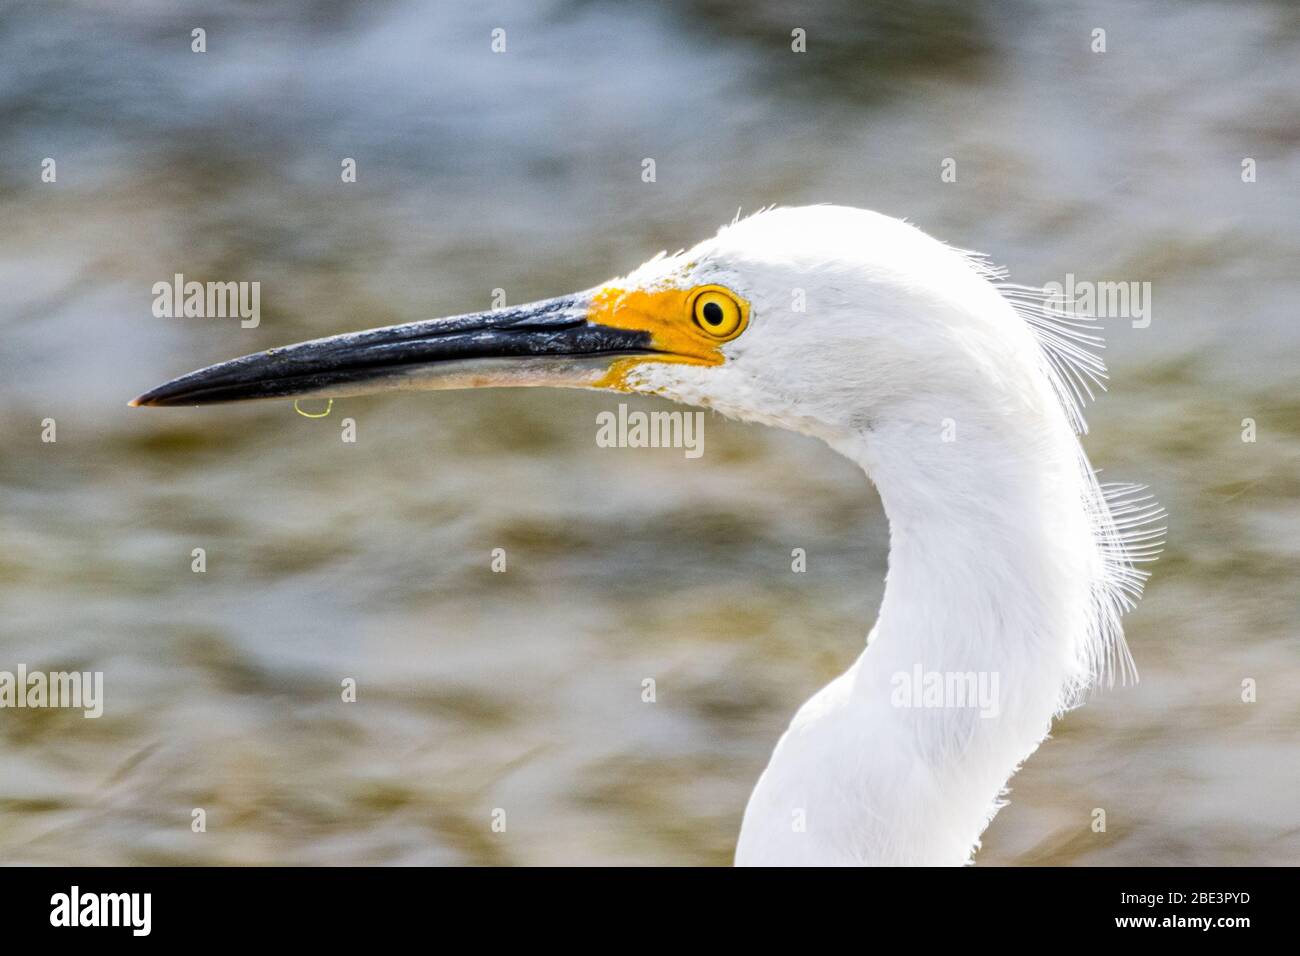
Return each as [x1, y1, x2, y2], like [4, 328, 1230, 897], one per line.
[129, 294, 654, 407]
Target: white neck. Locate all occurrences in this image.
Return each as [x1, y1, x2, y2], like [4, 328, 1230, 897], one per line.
[735, 407, 1101, 866]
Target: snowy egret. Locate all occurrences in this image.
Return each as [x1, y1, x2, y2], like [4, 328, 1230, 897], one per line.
[132, 205, 1163, 866]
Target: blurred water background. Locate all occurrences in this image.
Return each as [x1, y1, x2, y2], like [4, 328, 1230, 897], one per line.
[1, 0, 1297, 865]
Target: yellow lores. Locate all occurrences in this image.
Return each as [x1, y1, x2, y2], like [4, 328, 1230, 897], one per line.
[589, 284, 749, 391]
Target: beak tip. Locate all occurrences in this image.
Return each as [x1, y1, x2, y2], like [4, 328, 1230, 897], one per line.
[129, 388, 174, 408]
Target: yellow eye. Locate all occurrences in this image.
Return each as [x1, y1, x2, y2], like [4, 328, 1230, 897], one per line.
[690, 286, 747, 339]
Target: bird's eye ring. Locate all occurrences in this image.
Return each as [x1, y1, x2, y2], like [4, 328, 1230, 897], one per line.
[690, 286, 747, 339]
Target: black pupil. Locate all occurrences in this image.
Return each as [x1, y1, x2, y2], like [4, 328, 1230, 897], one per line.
[702, 301, 724, 325]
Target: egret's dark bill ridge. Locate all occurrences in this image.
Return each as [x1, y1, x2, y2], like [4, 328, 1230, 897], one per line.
[129, 294, 655, 407]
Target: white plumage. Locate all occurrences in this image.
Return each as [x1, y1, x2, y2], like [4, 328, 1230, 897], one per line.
[610, 207, 1163, 864]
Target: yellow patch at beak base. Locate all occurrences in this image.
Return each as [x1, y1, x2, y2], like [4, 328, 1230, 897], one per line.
[587, 285, 748, 391]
